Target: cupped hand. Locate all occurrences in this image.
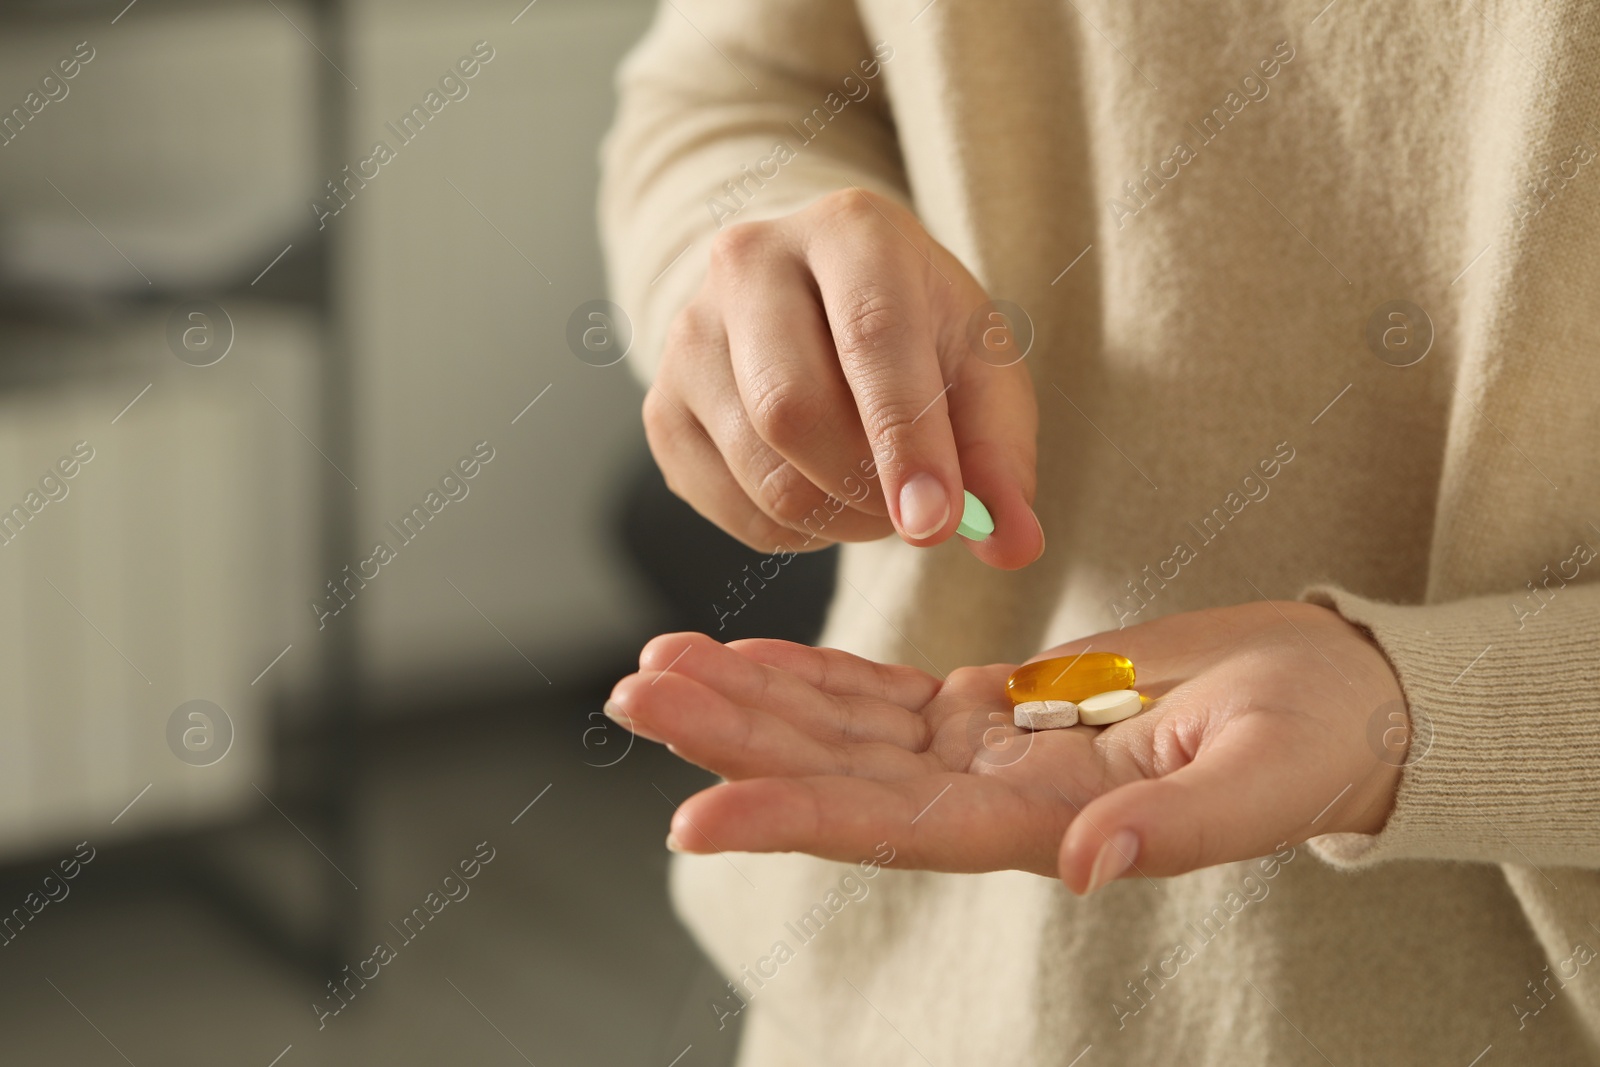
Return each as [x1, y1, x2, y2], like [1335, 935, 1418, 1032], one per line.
[606, 601, 1407, 891]
[643, 187, 1043, 569]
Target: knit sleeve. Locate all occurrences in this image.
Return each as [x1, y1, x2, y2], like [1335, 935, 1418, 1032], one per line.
[1299, 580, 1600, 870]
[598, 0, 911, 385]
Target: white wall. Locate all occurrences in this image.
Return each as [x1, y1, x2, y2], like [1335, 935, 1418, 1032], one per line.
[342, 0, 660, 701]
[0, 306, 319, 854]
[0, 4, 323, 853]
[0, 0, 660, 725]
[0, 3, 317, 294]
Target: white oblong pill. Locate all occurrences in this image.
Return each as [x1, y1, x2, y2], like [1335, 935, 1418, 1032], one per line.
[1013, 699, 1079, 730]
[1077, 689, 1142, 726]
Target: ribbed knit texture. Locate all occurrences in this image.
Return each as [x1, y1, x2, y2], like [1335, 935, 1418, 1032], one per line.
[601, 1, 1600, 1063]
[1303, 585, 1600, 871]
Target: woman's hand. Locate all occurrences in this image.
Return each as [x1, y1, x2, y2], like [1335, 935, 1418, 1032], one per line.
[606, 600, 1408, 891]
[643, 188, 1044, 569]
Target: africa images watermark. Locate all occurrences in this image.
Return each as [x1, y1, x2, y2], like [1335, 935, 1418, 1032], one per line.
[166, 699, 234, 767]
[313, 839, 497, 1029]
[1511, 134, 1596, 234]
[1112, 841, 1297, 1029]
[311, 40, 497, 230]
[0, 40, 96, 149]
[312, 441, 497, 629]
[0, 841, 96, 949]
[1108, 39, 1296, 230]
[1512, 931, 1597, 1031]
[707, 841, 897, 1031]
[704, 41, 896, 229]
[1109, 440, 1297, 628]
[1510, 523, 1600, 630]
[713, 456, 880, 630]
[0, 441, 96, 548]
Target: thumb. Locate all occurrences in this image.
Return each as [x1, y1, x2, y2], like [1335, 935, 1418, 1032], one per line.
[944, 305, 1042, 570]
[1057, 736, 1333, 893]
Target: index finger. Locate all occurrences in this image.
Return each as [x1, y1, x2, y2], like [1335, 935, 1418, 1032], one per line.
[806, 193, 1043, 567]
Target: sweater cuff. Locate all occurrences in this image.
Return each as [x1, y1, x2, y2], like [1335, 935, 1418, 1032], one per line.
[1298, 583, 1600, 871]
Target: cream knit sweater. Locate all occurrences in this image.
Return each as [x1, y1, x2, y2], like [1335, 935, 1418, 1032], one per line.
[600, 1, 1600, 1063]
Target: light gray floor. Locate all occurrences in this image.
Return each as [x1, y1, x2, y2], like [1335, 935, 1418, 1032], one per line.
[0, 695, 743, 1066]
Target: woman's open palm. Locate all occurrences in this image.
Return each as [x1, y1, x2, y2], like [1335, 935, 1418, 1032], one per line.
[606, 601, 1407, 890]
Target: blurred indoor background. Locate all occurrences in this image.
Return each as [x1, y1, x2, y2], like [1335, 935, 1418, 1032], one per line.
[0, 0, 836, 1062]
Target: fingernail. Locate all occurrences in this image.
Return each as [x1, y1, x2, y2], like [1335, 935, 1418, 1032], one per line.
[1087, 830, 1139, 892]
[665, 831, 685, 853]
[898, 473, 949, 539]
[603, 699, 631, 728]
[1031, 507, 1046, 554]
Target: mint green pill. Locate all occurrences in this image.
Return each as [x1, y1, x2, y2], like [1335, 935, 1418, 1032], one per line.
[956, 490, 994, 540]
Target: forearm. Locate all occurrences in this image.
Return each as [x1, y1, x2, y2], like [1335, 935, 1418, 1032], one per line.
[599, 0, 910, 383]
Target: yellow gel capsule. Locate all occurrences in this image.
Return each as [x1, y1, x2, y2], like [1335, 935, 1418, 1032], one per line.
[1006, 653, 1136, 706]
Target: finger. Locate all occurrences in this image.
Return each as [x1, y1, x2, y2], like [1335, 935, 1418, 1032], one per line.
[946, 346, 1043, 569]
[642, 385, 810, 552]
[724, 638, 944, 710]
[667, 304, 892, 543]
[638, 633, 930, 750]
[671, 774, 1065, 876]
[805, 192, 965, 546]
[609, 669, 930, 781]
[1057, 722, 1333, 892]
[715, 234, 888, 517]
[699, 398, 894, 544]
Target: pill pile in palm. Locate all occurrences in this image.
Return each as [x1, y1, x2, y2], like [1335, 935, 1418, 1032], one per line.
[1006, 652, 1144, 729]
